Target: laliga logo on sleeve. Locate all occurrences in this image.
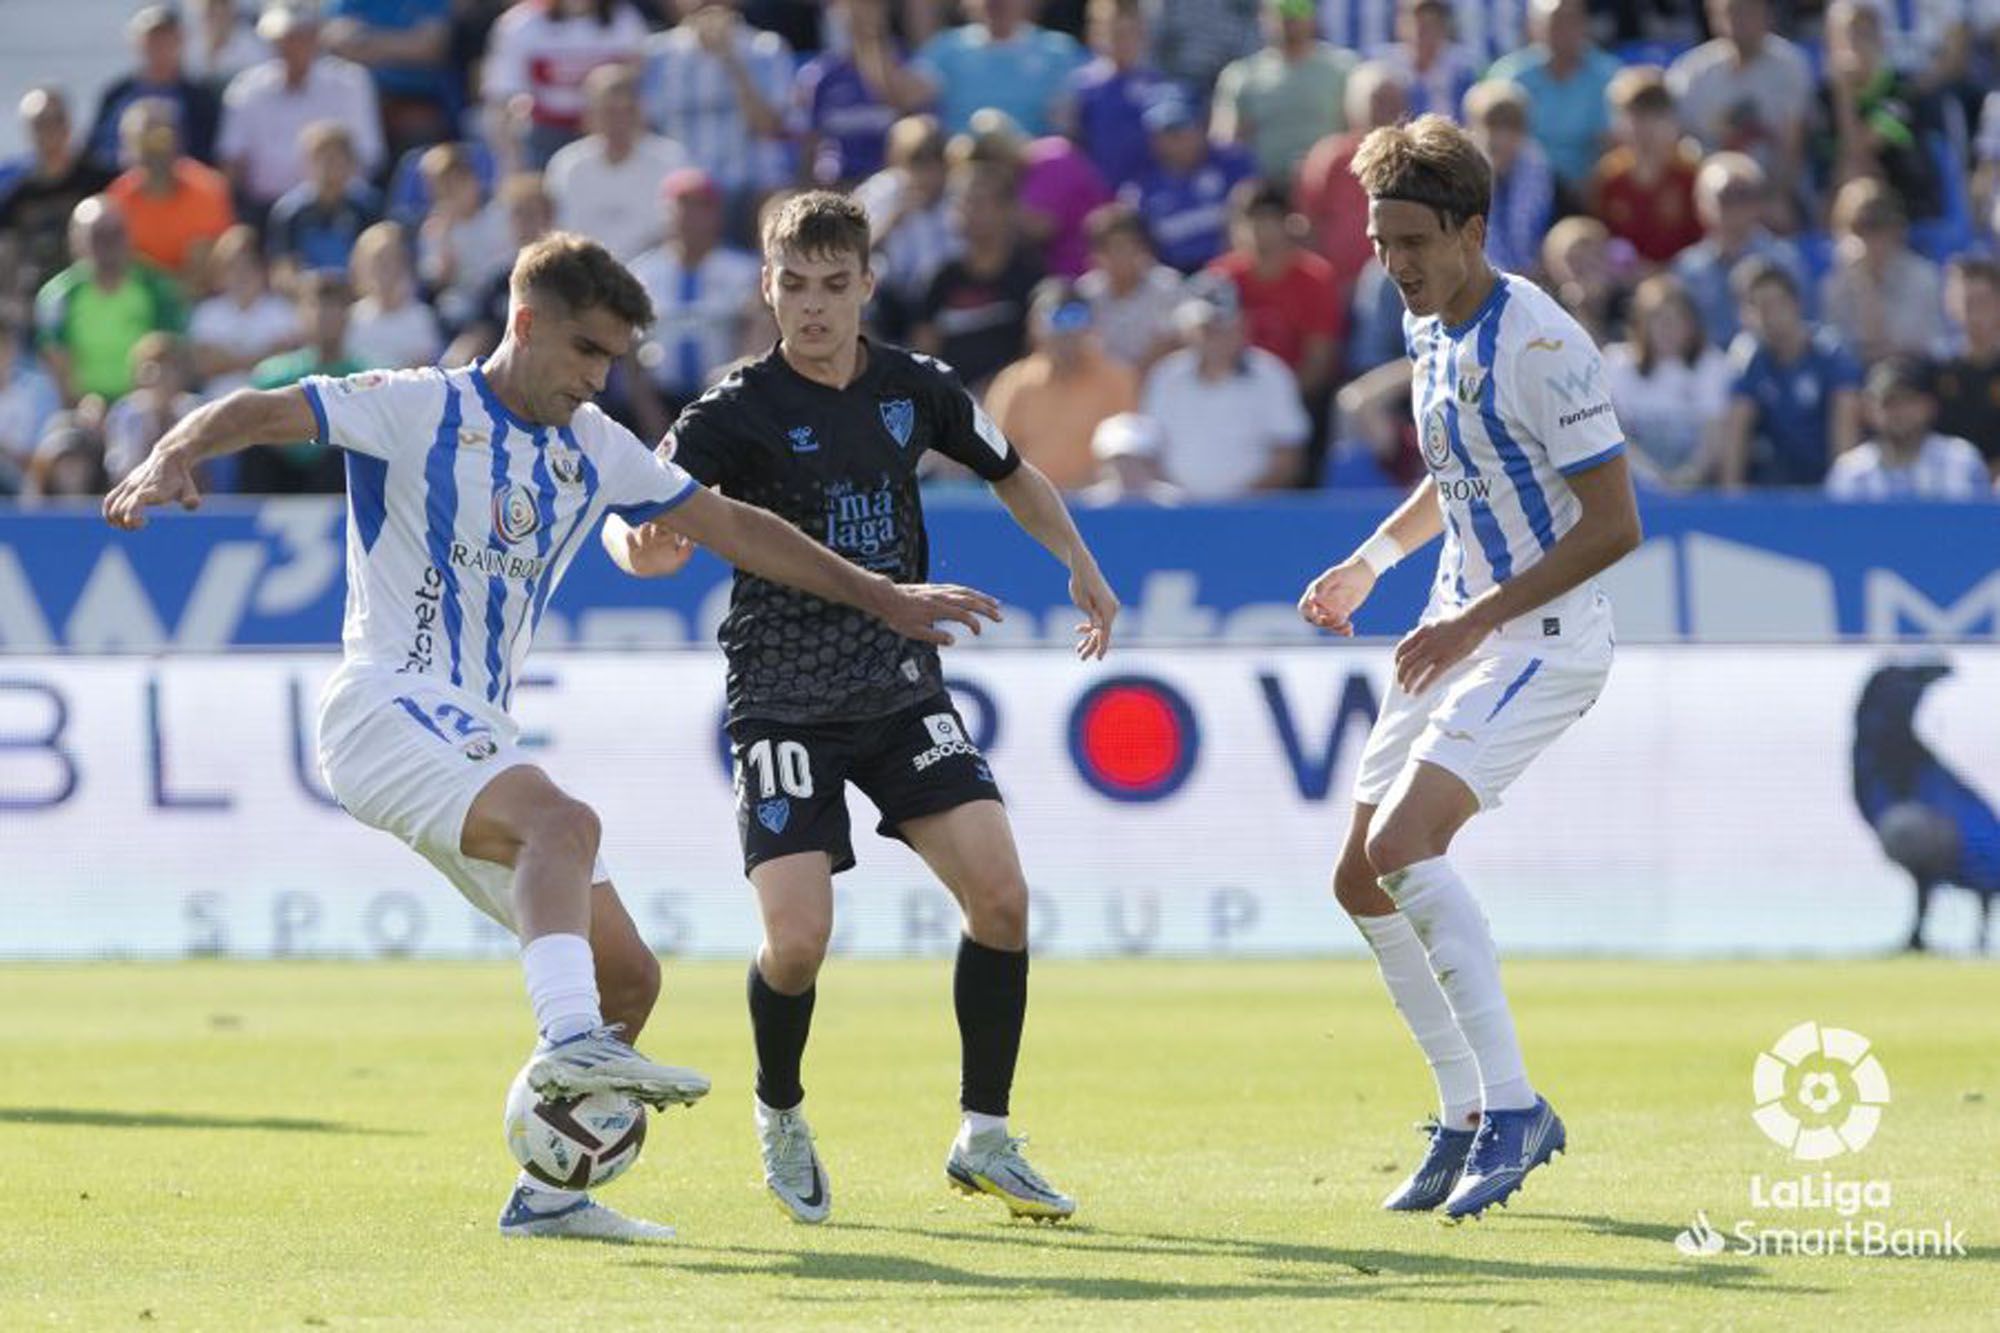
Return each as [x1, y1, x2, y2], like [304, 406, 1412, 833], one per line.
[1752, 1022, 1891, 1161]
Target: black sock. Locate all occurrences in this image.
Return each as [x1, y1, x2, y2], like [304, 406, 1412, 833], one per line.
[955, 935, 1028, 1118]
[747, 960, 815, 1111]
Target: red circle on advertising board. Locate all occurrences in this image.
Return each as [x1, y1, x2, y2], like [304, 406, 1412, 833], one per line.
[1076, 684, 1184, 790]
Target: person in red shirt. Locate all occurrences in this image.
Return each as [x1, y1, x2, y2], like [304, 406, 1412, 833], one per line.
[1293, 60, 1407, 308]
[1587, 66, 1703, 267]
[1207, 178, 1343, 483]
[105, 98, 235, 286]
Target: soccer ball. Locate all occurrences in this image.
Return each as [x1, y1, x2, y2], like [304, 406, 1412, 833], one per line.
[502, 1067, 649, 1190]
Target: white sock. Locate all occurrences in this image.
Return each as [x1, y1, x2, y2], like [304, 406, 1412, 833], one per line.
[959, 1110, 1007, 1146]
[1354, 911, 1483, 1130]
[516, 1173, 585, 1211]
[520, 932, 602, 1043]
[1381, 857, 1536, 1113]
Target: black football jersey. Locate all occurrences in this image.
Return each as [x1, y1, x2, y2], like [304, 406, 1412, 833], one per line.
[664, 340, 1022, 724]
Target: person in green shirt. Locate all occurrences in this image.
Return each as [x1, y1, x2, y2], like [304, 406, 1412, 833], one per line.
[239, 268, 361, 492]
[34, 195, 183, 405]
[1209, 0, 1355, 183]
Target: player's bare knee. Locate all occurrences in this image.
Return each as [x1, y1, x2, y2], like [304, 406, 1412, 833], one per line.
[964, 877, 1028, 950]
[525, 796, 601, 865]
[1365, 819, 1444, 879]
[762, 922, 830, 992]
[1332, 848, 1384, 914]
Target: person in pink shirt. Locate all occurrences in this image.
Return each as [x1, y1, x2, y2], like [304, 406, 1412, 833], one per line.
[955, 110, 1112, 280]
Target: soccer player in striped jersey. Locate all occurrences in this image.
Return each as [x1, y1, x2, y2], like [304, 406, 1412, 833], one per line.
[1298, 115, 1642, 1220]
[103, 233, 999, 1242]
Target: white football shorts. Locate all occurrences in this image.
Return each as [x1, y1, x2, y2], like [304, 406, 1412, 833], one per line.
[1353, 621, 1613, 812]
[318, 674, 608, 931]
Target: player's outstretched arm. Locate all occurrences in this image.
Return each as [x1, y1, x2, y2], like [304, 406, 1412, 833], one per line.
[602, 511, 699, 578]
[990, 461, 1120, 660]
[661, 487, 1003, 647]
[1300, 476, 1444, 637]
[103, 388, 319, 530]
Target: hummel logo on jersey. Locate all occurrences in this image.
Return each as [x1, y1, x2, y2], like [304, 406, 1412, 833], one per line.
[879, 398, 915, 447]
[787, 426, 820, 453]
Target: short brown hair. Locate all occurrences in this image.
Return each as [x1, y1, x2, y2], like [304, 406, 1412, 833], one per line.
[1350, 113, 1492, 227]
[1608, 66, 1674, 117]
[509, 231, 653, 328]
[1085, 200, 1151, 249]
[760, 190, 872, 269]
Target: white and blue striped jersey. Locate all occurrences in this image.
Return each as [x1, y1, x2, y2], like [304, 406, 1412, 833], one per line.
[301, 363, 697, 731]
[1405, 274, 1625, 638]
[1319, 0, 1525, 66]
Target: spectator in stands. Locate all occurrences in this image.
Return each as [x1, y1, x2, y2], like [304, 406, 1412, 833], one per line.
[268, 122, 385, 280]
[1671, 152, 1810, 347]
[854, 115, 958, 336]
[1375, 0, 1476, 122]
[1587, 67, 1702, 268]
[1816, 0, 1944, 224]
[192, 0, 272, 87]
[1150, 0, 1261, 96]
[106, 99, 236, 288]
[189, 225, 300, 397]
[22, 414, 110, 502]
[628, 168, 763, 435]
[793, 0, 928, 187]
[1121, 91, 1256, 273]
[1211, 0, 1353, 186]
[1465, 82, 1554, 278]
[1720, 257, 1863, 487]
[1140, 275, 1308, 497]
[1326, 354, 1426, 487]
[1077, 202, 1184, 372]
[323, 0, 455, 156]
[0, 90, 116, 303]
[1668, 0, 1813, 216]
[1315, 0, 1398, 56]
[220, 1, 384, 213]
[103, 332, 198, 483]
[344, 222, 442, 369]
[1209, 180, 1341, 419]
[86, 6, 223, 171]
[1295, 61, 1407, 307]
[984, 277, 1139, 490]
[1827, 357, 1990, 500]
[912, 0, 1087, 138]
[416, 143, 512, 332]
[914, 163, 1045, 391]
[1605, 274, 1732, 488]
[1858, 0, 1973, 89]
[1820, 178, 1947, 363]
[1065, 0, 1176, 191]
[0, 318, 62, 493]
[1935, 256, 2000, 476]
[1078, 410, 1183, 504]
[35, 197, 184, 406]
[546, 64, 688, 262]
[1007, 116, 1115, 280]
[1978, 92, 2000, 244]
[643, 0, 795, 230]
[240, 270, 360, 493]
[441, 171, 556, 363]
[1484, 0, 1620, 190]
[1542, 215, 1629, 344]
[484, 0, 649, 170]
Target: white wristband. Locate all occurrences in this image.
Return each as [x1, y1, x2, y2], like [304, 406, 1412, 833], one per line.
[1356, 532, 1404, 577]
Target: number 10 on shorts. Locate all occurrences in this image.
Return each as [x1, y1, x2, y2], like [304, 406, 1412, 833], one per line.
[739, 738, 814, 799]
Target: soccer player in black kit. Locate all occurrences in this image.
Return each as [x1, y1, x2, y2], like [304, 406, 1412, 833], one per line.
[604, 192, 1119, 1224]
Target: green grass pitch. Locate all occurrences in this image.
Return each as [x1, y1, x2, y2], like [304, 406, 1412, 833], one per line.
[4, 959, 1997, 1330]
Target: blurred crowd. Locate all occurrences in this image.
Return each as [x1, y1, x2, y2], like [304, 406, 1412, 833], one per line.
[3, 0, 1999, 505]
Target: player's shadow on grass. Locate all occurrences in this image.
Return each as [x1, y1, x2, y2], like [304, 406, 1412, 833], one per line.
[822, 1222, 1829, 1297]
[0, 1107, 403, 1135]
[626, 1245, 1527, 1306]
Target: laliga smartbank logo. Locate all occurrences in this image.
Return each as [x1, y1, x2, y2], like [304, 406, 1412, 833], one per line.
[1671, 1023, 1966, 1260]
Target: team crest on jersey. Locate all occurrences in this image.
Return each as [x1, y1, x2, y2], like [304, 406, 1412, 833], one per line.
[492, 483, 543, 545]
[879, 398, 915, 447]
[755, 797, 791, 833]
[547, 444, 584, 486]
[1455, 368, 1485, 406]
[1421, 401, 1454, 471]
[787, 426, 820, 453]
